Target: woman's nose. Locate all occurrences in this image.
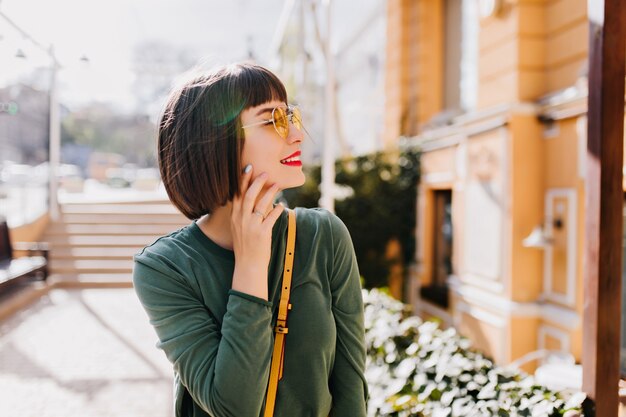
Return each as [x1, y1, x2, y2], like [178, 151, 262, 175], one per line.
[285, 122, 304, 144]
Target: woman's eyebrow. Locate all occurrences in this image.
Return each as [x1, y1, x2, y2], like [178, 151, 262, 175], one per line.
[255, 107, 274, 116]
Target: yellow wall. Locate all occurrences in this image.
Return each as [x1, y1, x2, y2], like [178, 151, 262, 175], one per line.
[388, 0, 595, 368]
[478, 3, 525, 108]
[421, 146, 456, 179]
[510, 316, 540, 373]
[545, 0, 588, 92]
[384, 0, 443, 147]
[544, 120, 581, 188]
[415, 113, 586, 367]
[457, 306, 507, 363]
[508, 115, 545, 302]
[478, 0, 588, 108]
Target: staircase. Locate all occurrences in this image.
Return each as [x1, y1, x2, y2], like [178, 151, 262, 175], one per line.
[43, 200, 189, 286]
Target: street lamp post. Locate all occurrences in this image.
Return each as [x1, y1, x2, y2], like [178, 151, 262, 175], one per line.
[48, 45, 60, 220]
[320, 0, 335, 212]
[0, 10, 62, 220]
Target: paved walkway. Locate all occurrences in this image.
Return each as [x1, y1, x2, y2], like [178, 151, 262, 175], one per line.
[0, 288, 174, 417]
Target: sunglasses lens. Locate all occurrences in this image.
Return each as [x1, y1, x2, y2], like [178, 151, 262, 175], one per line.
[291, 107, 302, 130]
[273, 107, 289, 138]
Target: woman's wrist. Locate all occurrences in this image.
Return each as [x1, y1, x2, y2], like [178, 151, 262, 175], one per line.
[232, 263, 269, 300]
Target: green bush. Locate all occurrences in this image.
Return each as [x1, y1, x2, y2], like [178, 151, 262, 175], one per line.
[363, 289, 586, 417]
[282, 148, 420, 289]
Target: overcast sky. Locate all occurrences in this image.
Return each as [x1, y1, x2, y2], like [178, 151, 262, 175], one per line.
[1, 0, 387, 155]
[0, 0, 285, 110]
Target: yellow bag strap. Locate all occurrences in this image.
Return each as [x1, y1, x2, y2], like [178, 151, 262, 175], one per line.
[264, 209, 296, 417]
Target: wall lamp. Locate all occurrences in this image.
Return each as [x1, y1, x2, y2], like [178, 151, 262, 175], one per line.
[523, 217, 564, 248]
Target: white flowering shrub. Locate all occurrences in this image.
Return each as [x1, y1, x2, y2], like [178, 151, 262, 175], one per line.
[363, 289, 586, 417]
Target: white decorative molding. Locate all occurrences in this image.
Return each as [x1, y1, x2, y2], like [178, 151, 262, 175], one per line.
[461, 0, 478, 111]
[499, 127, 511, 296]
[422, 172, 456, 184]
[509, 102, 540, 115]
[576, 116, 587, 180]
[453, 273, 504, 293]
[465, 118, 508, 138]
[538, 324, 571, 354]
[449, 276, 539, 316]
[420, 134, 464, 152]
[541, 304, 581, 330]
[408, 118, 508, 151]
[450, 276, 581, 330]
[418, 299, 453, 326]
[456, 140, 468, 181]
[543, 189, 578, 307]
[456, 300, 507, 328]
[537, 85, 587, 122]
[455, 300, 507, 364]
[464, 180, 503, 280]
[454, 103, 536, 125]
[405, 102, 547, 151]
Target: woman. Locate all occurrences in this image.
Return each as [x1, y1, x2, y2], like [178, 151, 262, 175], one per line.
[133, 63, 368, 417]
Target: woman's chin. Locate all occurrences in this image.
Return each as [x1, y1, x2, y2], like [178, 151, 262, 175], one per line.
[280, 174, 306, 191]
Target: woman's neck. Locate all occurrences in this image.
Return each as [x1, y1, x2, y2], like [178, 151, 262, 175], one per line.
[197, 203, 234, 250]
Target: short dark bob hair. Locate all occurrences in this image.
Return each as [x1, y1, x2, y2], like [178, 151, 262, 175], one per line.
[158, 63, 288, 220]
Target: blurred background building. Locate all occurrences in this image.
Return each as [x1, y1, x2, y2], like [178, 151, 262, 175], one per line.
[384, 0, 624, 379]
[0, 4, 390, 413]
[0, 0, 386, 227]
[0, 0, 388, 292]
[1, 0, 625, 399]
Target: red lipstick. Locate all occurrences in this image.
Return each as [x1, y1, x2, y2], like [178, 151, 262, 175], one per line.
[280, 151, 302, 166]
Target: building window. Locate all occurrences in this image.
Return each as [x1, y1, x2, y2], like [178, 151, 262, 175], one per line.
[443, 0, 478, 112]
[421, 189, 453, 308]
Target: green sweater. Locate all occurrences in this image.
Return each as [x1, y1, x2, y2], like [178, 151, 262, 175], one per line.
[133, 207, 368, 417]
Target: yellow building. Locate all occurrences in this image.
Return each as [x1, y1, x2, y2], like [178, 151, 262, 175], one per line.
[385, 0, 625, 373]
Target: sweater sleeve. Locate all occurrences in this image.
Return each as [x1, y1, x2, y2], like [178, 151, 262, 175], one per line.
[132, 256, 273, 417]
[326, 213, 369, 416]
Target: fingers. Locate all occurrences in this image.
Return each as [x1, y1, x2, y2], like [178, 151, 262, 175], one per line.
[232, 164, 253, 214]
[255, 183, 280, 216]
[240, 164, 253, 193]
[262, 202, 284, 229]
[232, 164, 281, 227]
[242, 172, 269, 214]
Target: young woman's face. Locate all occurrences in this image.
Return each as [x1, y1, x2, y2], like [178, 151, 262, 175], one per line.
[240, 99, 306, 190]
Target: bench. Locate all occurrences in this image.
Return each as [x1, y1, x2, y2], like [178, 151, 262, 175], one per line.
[0, 220, 49, 293]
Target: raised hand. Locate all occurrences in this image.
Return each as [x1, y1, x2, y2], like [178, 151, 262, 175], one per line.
[230, 165, 284, 300]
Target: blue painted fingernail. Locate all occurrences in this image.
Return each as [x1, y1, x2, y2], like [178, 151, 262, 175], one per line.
[243, 164, 252, 174]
